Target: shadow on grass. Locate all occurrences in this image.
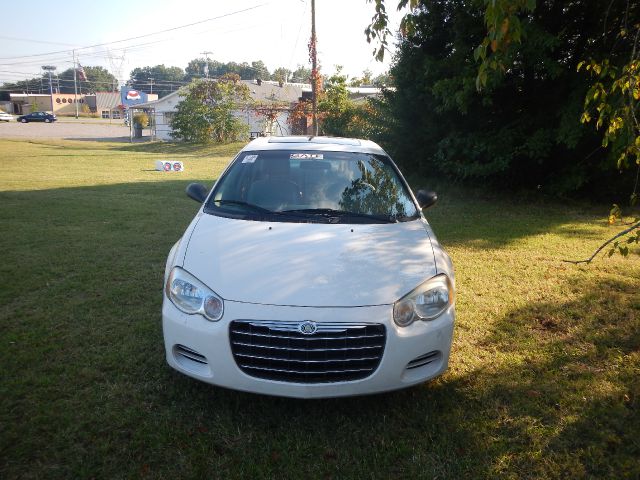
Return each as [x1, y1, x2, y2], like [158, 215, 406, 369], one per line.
[1, 180, 637, 478]
[63, 136, 144, 143]
[111, 140, 245, 156]
[157, 274, 638, 478]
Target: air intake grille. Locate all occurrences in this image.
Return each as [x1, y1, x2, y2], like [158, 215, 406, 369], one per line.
[175, 344, 208, 364]
[406, 351, 440, 370]
[229, 320, 385, 383]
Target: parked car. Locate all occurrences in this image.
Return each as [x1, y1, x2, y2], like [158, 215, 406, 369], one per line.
[0, 110, 13, 122]
[17, 112, 57, 123]
[162, 136, 455, 398]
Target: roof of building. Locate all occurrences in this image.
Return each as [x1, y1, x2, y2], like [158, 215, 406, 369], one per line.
[130, 79, 309, 111]
[244, 80, 303, 104]
[95, 92, 120, 110]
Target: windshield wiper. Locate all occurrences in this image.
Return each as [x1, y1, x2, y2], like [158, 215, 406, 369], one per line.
[211, 199, 275, 214]
[210, 200, 315, 220]
[282, 208, 399, 223]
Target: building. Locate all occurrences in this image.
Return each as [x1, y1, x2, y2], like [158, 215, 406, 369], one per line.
[6, 94, 57, 115]
[131, 79, 309, 141]
[4, 91, 157, 117]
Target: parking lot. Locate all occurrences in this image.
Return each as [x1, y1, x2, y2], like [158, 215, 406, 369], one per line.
[0, 117, 135, 141]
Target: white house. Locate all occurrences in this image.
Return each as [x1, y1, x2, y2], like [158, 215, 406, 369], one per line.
[132, 79, 309, 141]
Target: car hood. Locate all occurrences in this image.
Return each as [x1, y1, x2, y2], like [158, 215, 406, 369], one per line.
[182, 214, 437, 307]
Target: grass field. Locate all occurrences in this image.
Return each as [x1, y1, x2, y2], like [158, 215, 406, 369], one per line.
[1, 138, 638, 479]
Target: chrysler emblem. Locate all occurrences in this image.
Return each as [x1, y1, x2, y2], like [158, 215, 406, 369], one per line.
[298, 321, 318, 335]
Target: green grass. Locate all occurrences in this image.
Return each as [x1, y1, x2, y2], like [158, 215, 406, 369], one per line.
[1, 138, 638, 479]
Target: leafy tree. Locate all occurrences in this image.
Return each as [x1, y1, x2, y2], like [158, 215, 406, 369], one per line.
[170, 74, 252, 143]
[367, 0, 639, 259]
[319, 67, 352, 135]
[2, 66, 118, 94]
[318, 67, 378, 138]
[129, 65, 185, 98]
[367, 1, 638, 193]
[250, 61, 270, 80]
[58, 66, 118, 93]
[185, 58, 273, 81]
[272, 67, 292, 83]
[372, 71, 393, 87]
[290, 65, 312, 83]
[350, 69, 374, 86]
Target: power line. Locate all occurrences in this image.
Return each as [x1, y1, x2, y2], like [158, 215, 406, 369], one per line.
[0, 3, 269, 61]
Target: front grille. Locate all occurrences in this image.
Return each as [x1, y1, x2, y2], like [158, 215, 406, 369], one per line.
[229, 320, 386, 383]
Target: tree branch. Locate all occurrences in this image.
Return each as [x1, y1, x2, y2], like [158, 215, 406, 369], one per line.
[562, 220, 640, 264]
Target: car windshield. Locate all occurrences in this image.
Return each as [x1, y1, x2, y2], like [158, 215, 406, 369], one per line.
[204, 149, 420, 223]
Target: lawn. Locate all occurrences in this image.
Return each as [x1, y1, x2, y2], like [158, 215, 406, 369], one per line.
[1, 138, 638, 479]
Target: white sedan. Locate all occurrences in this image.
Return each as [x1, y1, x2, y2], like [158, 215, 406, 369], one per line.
[0, 111, 13, 122]
[162, 136, 455, 398]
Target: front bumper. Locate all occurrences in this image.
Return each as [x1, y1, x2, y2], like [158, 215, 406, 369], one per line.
[162, 297, 455, 398]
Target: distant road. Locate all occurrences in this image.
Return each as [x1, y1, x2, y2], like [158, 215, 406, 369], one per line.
[0, 118, 135, 141]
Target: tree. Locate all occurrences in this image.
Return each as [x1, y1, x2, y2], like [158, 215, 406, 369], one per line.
[348, 69, 373, 86]
[367, 0, 639, 259]
[58, 66, 118, 93]
[2, 66, 118, 94]
[251, 61, 270, 80]
[290, 65, 312, 83]
[372, 71, 393, 87]
[272, 67, 292, 83]
[129, 65, 185, 98]
[318, 67, 377, 138]
[184, 58, 274, 81]
[170, 74, 252, 143]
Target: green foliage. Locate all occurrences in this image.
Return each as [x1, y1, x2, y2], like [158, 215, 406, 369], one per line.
[170, 75, 252, 144]
[185, 58, 276, 82]
[317, 68, 378, 139]
[578, 55, 639, 170]
[367, 0, 638, 196]
[59, 66, 118, 93]
[129, 64, 185, 98]
[132, 112, 149, 128]
[289, 65, 312, 83]
[2, 66, 118, 94]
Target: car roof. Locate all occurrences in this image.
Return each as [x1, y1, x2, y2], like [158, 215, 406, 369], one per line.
[242, 136, 388, 155]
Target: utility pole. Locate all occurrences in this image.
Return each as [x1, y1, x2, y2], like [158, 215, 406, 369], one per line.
[201, 51, 212, 79]
[149, 77, 154, 94]
[310, 0, 318, 136]
[42, 65, 56, 112]
[72, 50, 79, 119]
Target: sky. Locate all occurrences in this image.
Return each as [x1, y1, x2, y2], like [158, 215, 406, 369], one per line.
[0, 0, 402, 86]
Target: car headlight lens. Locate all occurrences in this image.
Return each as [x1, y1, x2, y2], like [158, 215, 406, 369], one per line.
[393, 274, 453, 327]
[165, 267, 224, 321]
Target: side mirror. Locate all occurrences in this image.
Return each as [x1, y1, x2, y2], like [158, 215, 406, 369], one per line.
[186, 183, 208, 203]
[416, 190, 438, 209]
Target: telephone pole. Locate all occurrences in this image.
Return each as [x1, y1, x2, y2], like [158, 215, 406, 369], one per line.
[310, 0, 318, 136]
[148, 77, 154, 94]
[42, 65, 56, 111]
[72, 50, 79, 119]
[201, 51, 213, 79]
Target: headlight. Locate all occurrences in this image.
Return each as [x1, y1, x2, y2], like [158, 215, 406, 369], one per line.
[165, 267, 224, 321]
[393, 274, 453, 327]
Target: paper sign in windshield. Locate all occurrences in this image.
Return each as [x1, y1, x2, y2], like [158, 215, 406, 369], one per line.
[290, 153, 324, 160]
[242, 154, 258, 163]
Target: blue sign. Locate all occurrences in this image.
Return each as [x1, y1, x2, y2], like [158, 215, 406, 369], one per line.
[120, 88, 149, 107]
